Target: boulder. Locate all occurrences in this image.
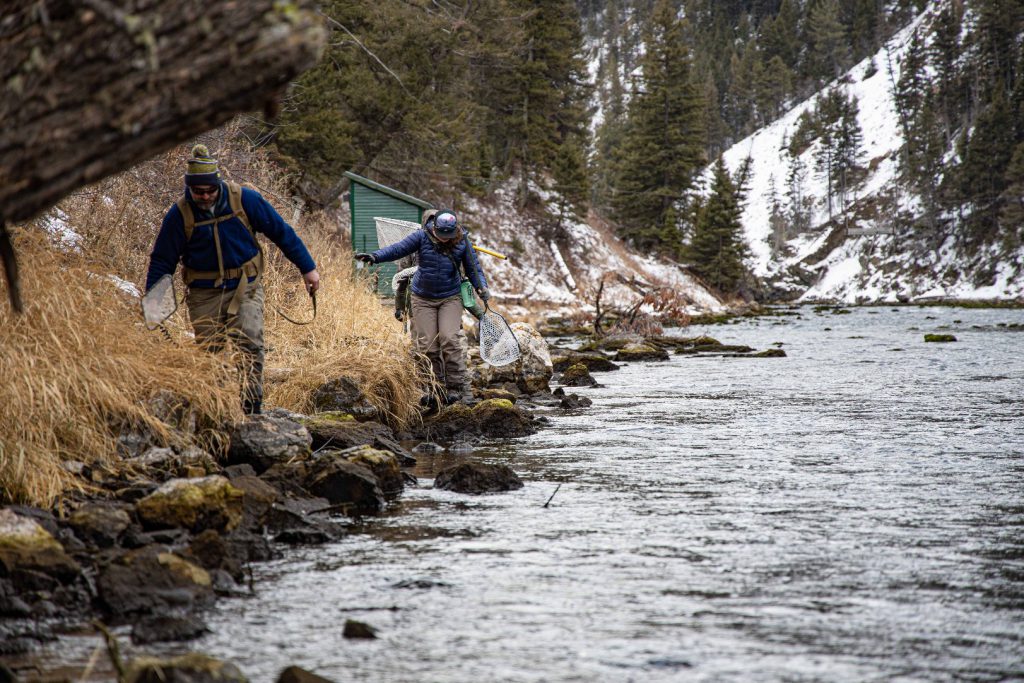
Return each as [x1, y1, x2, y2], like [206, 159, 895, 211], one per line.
[0, 509, 80, 581]
[131, 614, 209, 645]
[305, 461, 385, 515]
[301, 415, 394, 452]
[311, 376, 379, 420]
[125, 653, 247, 683]
[559, 394, 593, 409]
[475, 322, 553, 393]
[476, 388, 518, 403]
[227, 415, 312, 473]
[752, 349, 787, 357]
[278, 667, 336, 683]
[613, 343, 670, 362]
[551, 352, 619, 373]
[187, 530, 243, 581]
[98, 547, 213, 615]
[337, 446, 404, 499]
[68, 502, 132, 548]
[472, 399, 536, 438]
[226, 475, 279, 530]
[342, 619, 378, 639]
[560, 363, 597, 387]
[434, 462, 523, 494]
[135, 476, 244, 533]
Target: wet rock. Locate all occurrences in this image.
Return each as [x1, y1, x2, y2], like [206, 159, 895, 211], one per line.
[551, 351, 619, 373]
[311, 376, 378, 421]
[434, 462, 524, 494]
[278, 667, 336, 683]
[300, 415, 394, 452]
[559, 393, 593, 409]
[752, 349, 787, 357]
[337, 446, 404, 499]
[227, 415, 312, 473]
[125, 653, 247, 683]
[613, 343, 670, 362]
[0, 509, 80, 582]
[305, 460, 386, 515]
[68, 502, 132, 548]
[560, 362, 597, 387]
[472, 399, 536, 438]
[122, 527, 189, 550]
[260, 461, 313, 498]
[131, 614, 209, 644]
[187, 530, 243, 582]
[369, 432, 417, 467]
[135, 476, 244, 533]
[98, 547, 213, 616]
[342, 619, 378, 639]
[227, 475, 280, 530]
[924, 333, 957, 342]
[412, 442, 444, 454]
[279, 667, 339, 683]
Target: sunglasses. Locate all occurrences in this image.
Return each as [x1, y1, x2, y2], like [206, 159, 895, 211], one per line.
[191, 186, 219, 197]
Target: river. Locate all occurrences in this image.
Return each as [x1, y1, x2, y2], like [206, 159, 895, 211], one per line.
[34, 305, 1024, 681]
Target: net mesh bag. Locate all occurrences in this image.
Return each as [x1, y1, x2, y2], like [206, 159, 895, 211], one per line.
[374, 216, 420, 249]
[479, 309, 521, 367]
[141, 274, 177, 329]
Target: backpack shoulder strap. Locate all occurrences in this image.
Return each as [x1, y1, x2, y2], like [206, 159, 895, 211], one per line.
[175, 197, 196, 242]
[226, 182, 252, 233]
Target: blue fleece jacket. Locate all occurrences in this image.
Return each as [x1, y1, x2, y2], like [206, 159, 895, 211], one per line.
[145, 182, 316, 291]
[372, 229, 487, 299]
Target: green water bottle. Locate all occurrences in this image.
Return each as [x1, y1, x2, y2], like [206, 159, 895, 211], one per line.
[460, 279, 475, 309]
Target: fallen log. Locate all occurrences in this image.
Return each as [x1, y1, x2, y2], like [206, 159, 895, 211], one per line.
[0, 0, 326, 310]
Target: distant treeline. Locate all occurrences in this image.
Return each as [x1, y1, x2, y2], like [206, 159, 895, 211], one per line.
[269, 0, 1024, 294]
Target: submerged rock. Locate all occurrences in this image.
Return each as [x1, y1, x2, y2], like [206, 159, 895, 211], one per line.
[342, 619, 378, 639]
[125, 653, 247, 683]
[560, 362, 597, 387]
[131, 614, 209, 645]
[434, 462, 524, 494]
[924, 334, 957, 342]
[135, 476, 244, 533]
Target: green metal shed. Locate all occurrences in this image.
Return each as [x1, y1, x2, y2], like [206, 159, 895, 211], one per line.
[345, 171, 432, 296]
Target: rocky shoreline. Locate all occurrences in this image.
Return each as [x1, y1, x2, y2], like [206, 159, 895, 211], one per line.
[0, 317, 786, 682]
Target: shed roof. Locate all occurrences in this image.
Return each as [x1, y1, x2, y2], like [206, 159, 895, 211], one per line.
[343, 171, 433, 209]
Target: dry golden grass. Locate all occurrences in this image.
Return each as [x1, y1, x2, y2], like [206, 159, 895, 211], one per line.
[1, 120, 420, 506]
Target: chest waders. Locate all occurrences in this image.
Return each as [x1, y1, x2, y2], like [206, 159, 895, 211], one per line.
[176, 182, 263, 317]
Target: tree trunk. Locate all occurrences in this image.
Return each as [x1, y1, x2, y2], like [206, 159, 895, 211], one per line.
[0, 0, 325, 224]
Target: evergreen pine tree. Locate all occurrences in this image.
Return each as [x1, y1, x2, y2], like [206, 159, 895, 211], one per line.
[686, 158, 749, 293]
[807, 0, 848, 81]
[610, 0, 706, 253]
[998, 141, 1024, 250]
[961, 87, 1016, 242]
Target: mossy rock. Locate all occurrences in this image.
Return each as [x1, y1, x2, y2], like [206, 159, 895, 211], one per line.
[551, 352, 619, 373]
[753, 349, 787, 357]
[471, 399, 536, 438]
[135, 476, 244, 533]
[477, 388, 518, 403]
[0, 509, 80, 579]
[310, 411, 356, 423]
[341, 446, 403, 498]
[613, 343, 670, 362]
[561, 362, 597, 387]
[924, 334, 957, 342]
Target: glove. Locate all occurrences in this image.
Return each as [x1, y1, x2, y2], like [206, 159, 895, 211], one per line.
[354, 253, 375, 264]
[478, 288, 491, 302]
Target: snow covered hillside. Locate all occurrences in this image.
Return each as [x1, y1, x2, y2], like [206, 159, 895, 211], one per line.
[718, 4, 1024, 303]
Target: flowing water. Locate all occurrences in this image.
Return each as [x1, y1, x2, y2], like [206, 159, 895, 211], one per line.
[31, 306, 1024, 681]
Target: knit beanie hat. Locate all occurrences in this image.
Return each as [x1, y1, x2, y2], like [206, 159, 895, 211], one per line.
[185, 144, 220, 186]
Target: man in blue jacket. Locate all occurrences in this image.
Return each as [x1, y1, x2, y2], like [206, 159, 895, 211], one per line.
[145, 145, 320, 415]
[356, 210, 487, 404]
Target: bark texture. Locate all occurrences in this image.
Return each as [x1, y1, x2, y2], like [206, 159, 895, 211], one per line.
[0, 0, 326, 225]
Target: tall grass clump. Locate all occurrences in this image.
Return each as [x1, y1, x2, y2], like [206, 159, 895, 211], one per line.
[0, 231, 241, 507]
[3, 120, 421, 506]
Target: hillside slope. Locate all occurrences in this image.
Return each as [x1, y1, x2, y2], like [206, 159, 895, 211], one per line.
[718, 4, 1024, 303]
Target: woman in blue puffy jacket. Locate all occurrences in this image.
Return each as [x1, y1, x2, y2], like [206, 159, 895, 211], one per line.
[356, 210, 489, 403]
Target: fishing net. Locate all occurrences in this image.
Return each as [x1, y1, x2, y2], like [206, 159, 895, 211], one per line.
[141, 274, 177, 330]
[374, 216, 420, 250]
[479, 307, 521, 367]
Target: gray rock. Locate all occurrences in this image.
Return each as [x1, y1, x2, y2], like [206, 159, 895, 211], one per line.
[131, 614, 208, 645]
[227, 415, 312, 473]
[68, 502, 132, 548]
[98, 547, 213, 616]
[277, 667, 336, 683]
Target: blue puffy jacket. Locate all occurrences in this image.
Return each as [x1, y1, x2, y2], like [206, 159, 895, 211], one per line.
[145, 182, 316, 291]
[372, 229, 487, 299]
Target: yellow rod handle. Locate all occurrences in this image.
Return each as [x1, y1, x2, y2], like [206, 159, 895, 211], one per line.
[473, 245, 507, 260]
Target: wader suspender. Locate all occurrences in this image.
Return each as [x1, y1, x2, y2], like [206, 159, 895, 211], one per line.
[177, 182, 263, 316]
